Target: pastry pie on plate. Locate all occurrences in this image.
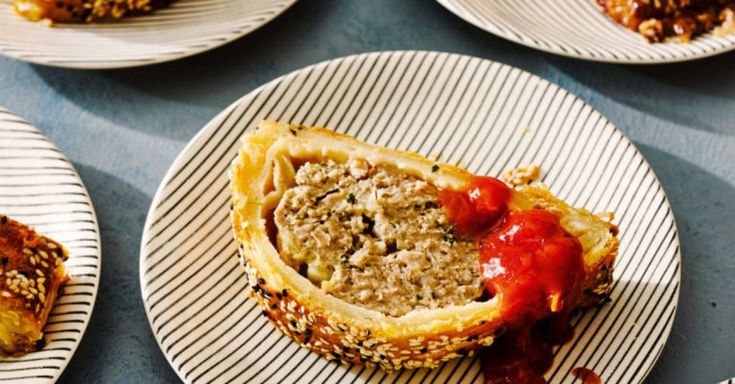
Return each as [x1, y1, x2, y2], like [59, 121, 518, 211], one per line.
[598, 0, 735, 42]
[0, 214, 68, 356]
[13, 0, 173, 22]
[230, 121, 619, 380]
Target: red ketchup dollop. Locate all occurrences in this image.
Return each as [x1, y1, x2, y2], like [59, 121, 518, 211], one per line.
[439, 176, 585, 384]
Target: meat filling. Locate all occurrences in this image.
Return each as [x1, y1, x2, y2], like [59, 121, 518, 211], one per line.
[273, 159, 483, 317]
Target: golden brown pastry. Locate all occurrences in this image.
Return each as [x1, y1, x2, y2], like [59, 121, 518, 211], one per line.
[0, 214, 68, 356]
[230, 121, 618, 371]
[13, 0, 173, 23]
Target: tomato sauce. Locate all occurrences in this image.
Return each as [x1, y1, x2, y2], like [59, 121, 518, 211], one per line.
[439, 176, 585, 384]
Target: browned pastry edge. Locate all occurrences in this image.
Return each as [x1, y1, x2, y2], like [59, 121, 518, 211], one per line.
[0, 214, 69, 355]
[13, 0, 173, 23]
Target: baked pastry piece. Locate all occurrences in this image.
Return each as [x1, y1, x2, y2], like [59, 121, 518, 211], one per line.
[598, 0, 735, 42]
[230, 121, 618, 371]
[0, 215, 68, 356]
[13, 0, 173, 23]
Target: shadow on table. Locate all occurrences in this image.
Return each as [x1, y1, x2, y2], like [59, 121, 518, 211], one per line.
[548, 52, 735, 136]
[635, 144, 735, 384]
[58, 163, 178, 384]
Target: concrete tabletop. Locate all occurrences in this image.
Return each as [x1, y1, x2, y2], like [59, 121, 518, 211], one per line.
[0, 0, 733, 383]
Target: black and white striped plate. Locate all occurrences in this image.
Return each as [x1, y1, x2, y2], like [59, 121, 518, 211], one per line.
[437, 0, 735, 63]
[0, 108, 100, 383]
[140, 51, 680, 384]
[0, 0, 296, 69]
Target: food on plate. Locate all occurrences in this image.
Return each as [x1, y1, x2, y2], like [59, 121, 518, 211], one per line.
[230, 121, 618, 379]
[13, 0, 173, 23]
[598, 0, 735, 42]
[0, 214, 69, 356]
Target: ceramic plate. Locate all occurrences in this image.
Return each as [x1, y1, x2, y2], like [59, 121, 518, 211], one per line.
[0, 0, 296, 69]
[437, 0, 735, 64]
[0, 108, 100, 383]
[140, 51, 681, 384]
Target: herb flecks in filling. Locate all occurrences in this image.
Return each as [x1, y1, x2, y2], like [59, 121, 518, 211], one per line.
[273, 159, 483, 317]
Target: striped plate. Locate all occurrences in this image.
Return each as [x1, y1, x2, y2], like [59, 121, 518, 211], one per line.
[0, 108, 100, 383]
[140, 51, 681, 384]
[437, 0, 735, 63]
[0, 0, 296, 69]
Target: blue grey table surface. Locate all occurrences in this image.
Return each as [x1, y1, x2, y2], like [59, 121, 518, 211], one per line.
[0, 0, 733, 383]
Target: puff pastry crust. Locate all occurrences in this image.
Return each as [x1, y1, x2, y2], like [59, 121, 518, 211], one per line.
[13, 0, 172, 23]
[230, 121, 618, 370]
[0, 214, 68, 356]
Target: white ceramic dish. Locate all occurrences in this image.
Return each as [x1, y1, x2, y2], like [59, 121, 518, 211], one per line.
[140, 51, 681, 384]
[0, 0, 296, 69]
[0, 107, 101, 384]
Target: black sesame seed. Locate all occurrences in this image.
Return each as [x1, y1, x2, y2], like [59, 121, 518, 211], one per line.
[343, 347, 351, 353]
[467, 335, 479, 342]
[304, 335, 311, 345]
[304, 329, 312, 335]
[29, 247, 36, 254]
[34, 336, 46, 351]
[251, 285, 260, 293]
[257, 277, 265, 285]
[360, 357, 367, 363]
[431, 164, 439, 173]
[0, 216, 6, 224]
[1, 256, 7, 265]
[260, 290, 272, 299]
[356, 340, 363, 346]
[290, 320, 297, 328]
[282, 289, 288, 297]
[346, 193, 356, 204]
[261, 310, 268, 317]
[271, 304, 277, 309]
[276, 292, 282, 300]
[415, 295, 423, 301]
[331, 352, 341, 359]
[419, 347, 427, 354]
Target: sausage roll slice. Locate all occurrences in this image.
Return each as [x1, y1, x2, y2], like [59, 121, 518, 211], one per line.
[0, 214, 68, 356]
[13, 0, 173, 23]
[230, 121, 618, 371]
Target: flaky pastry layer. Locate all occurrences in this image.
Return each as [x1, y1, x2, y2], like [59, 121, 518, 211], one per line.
[230, 121, 618, 370]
